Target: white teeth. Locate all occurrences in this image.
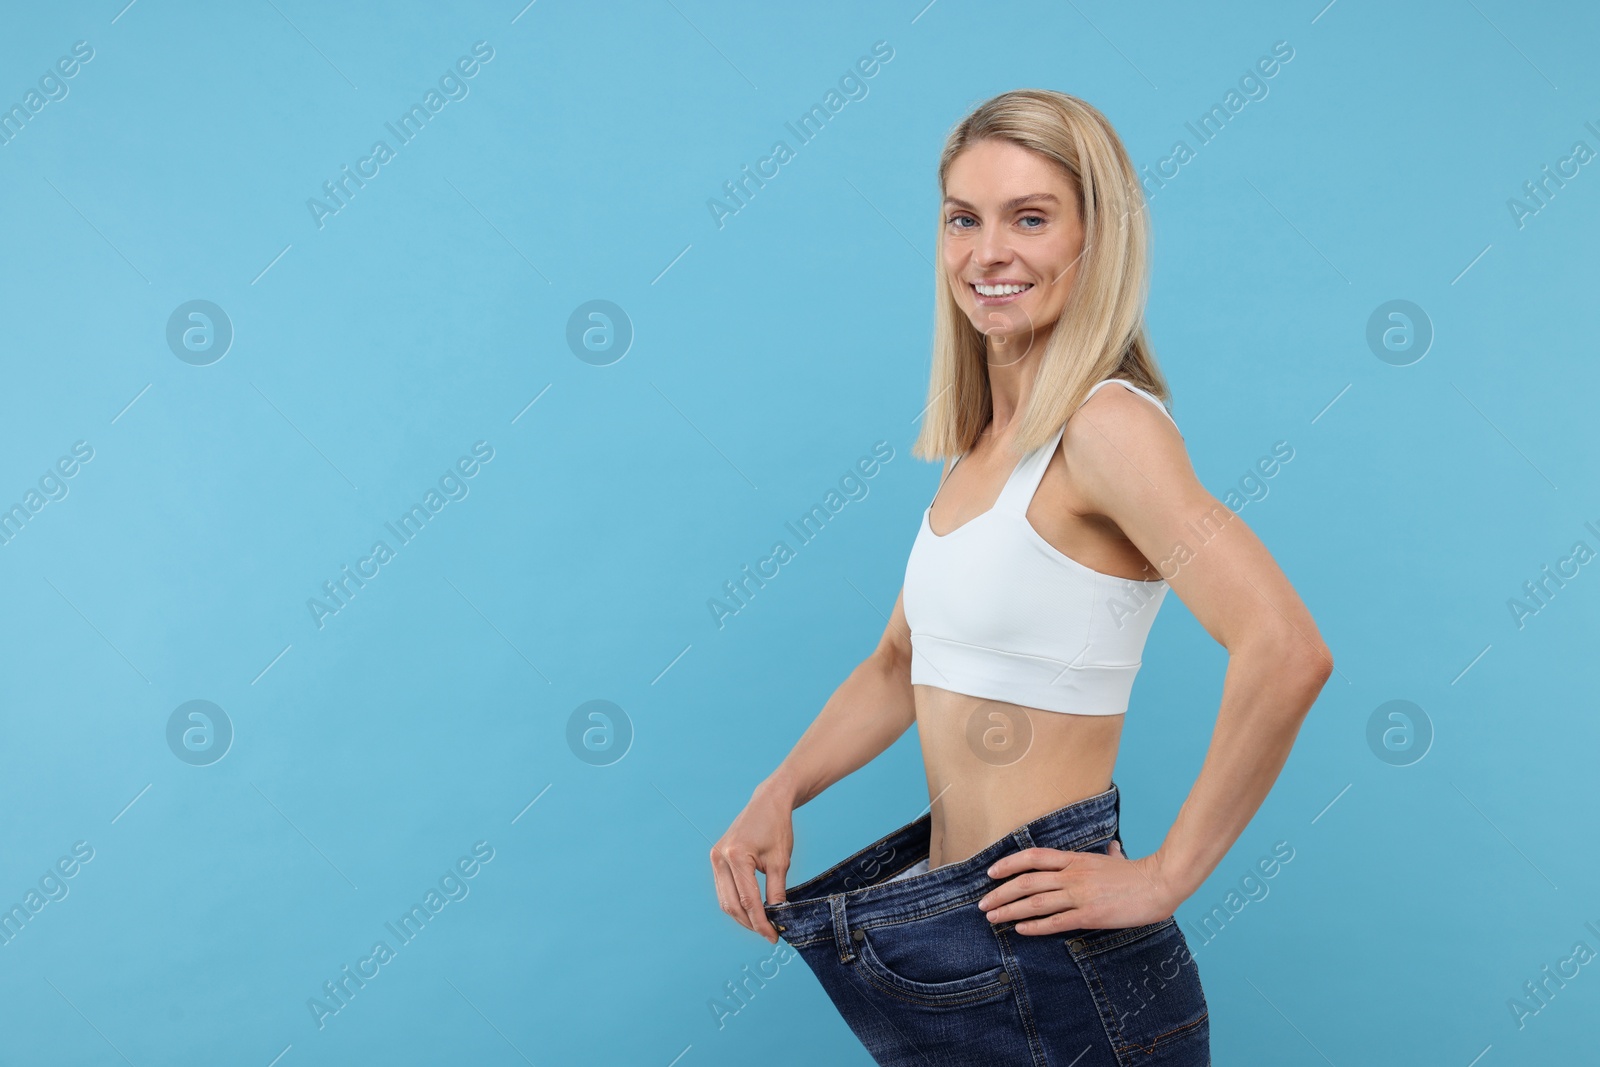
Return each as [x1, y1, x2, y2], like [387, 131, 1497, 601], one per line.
[974, 282, 1032, 296]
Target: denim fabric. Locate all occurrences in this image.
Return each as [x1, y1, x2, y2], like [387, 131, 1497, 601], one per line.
[765, 783, 1209, 1066]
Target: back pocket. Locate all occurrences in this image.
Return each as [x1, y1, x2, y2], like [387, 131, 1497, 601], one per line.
[1065, 917, 1209, 1062]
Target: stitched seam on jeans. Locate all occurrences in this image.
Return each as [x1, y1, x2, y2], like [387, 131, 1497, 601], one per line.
[994, 927, 1050, 1067]
[851, 893, 989, 929]
[854, 959, 1011, 1008]
[1054, 828, 1117, 854]
[1073, 915, 1175, 956]
[1074, 945, 1132, 1067]
[1114, 1010, 1209, 1055]
[831, 896, 854, 964]
[855, 934, 1008, 998]
[783, 932, 831, 949]
[1080, 943, 1206, 1062]
[783, 892, 1013, 948]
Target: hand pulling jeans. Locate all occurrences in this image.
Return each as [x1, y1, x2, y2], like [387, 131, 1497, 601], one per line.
[764, 782, 1210, 1066]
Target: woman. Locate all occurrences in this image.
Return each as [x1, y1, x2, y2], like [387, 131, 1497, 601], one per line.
[710, 89, 1332, 1065]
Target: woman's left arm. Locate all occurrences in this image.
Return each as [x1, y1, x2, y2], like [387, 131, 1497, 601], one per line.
[980, 384, 1334, 933]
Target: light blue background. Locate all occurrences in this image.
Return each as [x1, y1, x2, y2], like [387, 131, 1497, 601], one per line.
[1, 1, 1596, 1063]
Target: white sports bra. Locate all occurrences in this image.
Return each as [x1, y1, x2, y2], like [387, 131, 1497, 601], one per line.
[902, 378, 1179, 715]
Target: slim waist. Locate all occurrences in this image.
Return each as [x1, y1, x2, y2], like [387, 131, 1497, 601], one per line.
[765, 783, 1121, 949]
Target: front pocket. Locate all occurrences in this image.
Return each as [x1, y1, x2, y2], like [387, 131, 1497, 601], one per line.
[1065, 917, 1209, 1062]
[851, 905, 1012, 1006]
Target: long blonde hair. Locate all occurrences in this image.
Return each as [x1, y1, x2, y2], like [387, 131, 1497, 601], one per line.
[912, 89, 1170, 463]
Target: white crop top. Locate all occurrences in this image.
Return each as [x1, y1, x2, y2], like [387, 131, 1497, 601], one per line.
[902, 378, 1179, 715]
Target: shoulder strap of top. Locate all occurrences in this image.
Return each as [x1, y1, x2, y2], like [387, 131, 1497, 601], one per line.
[995, 379, 1178, 514]
[995, 422, 1066, 514]
[929, 446, 969, 513]
[935, 449, 964, 491]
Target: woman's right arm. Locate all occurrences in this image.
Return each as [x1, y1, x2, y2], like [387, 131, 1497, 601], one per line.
[710, 586, 917, 942]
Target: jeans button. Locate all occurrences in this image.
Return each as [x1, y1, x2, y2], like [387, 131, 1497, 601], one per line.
[851, 929, 865, 942]
[998, 971, 1010, 985]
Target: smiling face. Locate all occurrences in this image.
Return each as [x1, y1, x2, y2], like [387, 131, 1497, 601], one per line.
[941, 138, 1085, 353]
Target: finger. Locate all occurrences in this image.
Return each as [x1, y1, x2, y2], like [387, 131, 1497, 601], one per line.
[710, 850, 755, 935]
[713, 849, 769, 939]
[977, 870, 1055, 910]
[1108, 839, 1124, 857]
[987, 847, 1070, 879]
[765, 861, 789, 908]
[984, 887, 1074, 925]
[731, 855, 780, 943]
[1014, 907, 1091, 936]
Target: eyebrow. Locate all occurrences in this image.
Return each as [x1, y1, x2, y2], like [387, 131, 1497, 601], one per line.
[942, 193, 1061, 211]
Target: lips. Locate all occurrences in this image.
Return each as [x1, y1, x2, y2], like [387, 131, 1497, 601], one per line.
[969, 280, 1034, 306]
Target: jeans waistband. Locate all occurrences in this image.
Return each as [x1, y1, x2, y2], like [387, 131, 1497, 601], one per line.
[765, 782, 1121, 949]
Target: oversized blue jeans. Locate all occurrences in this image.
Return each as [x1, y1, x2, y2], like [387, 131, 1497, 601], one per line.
[765, 783, 1210, 1065]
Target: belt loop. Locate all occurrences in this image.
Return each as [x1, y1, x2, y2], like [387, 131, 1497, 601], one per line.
[1111, 779, 1123, 848]
[1010, 826, 1035, 851]
[828, 895, 855, 964]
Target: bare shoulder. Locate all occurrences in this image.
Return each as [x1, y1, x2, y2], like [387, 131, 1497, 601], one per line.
[1058, 381, 1197, 512]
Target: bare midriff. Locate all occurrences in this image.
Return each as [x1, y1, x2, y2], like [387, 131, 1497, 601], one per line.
[912, 684, 1122, 869]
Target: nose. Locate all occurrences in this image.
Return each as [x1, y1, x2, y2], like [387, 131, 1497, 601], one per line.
[974, 222, 1012, 267]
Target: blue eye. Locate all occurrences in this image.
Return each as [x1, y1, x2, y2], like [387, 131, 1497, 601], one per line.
[947, 214, 974, 229]
[1020, 215, 1044, 228]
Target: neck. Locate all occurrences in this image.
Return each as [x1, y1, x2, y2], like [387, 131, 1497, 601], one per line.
[983, 332, 1050, 440]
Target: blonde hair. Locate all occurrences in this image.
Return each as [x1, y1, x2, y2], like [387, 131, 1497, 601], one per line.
[912, 89, 1170, 463]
